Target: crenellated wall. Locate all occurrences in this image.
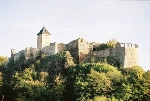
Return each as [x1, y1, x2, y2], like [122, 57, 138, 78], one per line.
[89, 42, 138, 67]
[10, 27, 139, 68]
[116, 43, 138, 67]
[120, 43, 138, 48]
[11, 40, 138, 68]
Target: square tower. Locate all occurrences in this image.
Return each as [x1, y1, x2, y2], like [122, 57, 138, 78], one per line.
[37, 27, 51, 49]
[124, 43, 138, 67]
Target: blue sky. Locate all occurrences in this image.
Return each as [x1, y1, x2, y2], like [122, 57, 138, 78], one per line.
[0, 1, 150, 71]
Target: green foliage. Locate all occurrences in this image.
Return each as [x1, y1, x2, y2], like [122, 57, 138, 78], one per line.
[53, 76, 66, 101]
[86, 70, 112, 96]
[65, 63, 150, 101]
[39, 72, 48, 82]
[90, 56, 96, 63]
[87, 56, 122, 68]
[13, 81, 49, 101]
[107, 39, 118, 48]
[93, 96, 107, 101]
[0, 72, 3, 86]
[65, 63, 122, 100]
[1, 51, 74, 101]
[97, 43, 109, 50]
[114, 66, 149, 101]
[143, 70, 150, 99]
[94, 39, 117, 51]
[92, 63, 118, 73]
[106, 56, 122, 68]
[0, 52, 149, 101]
[122, 66, 144, 82]
[0, 56, 8, 69]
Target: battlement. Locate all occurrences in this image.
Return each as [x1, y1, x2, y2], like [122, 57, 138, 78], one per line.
[120, 43, 138, 48]
[10, 27, 138, 68]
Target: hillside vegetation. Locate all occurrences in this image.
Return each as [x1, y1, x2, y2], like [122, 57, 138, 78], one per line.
[0, 52, 150, 101]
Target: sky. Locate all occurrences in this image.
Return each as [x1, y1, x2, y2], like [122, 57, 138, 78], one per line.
[0, 0, 150, 71]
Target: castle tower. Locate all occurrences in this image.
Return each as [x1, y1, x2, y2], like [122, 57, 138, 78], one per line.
[110, 43, 138, 68]
[37, 27, 51, 49]
[124, 43, 138, 67]
[11, 48, 16, 57]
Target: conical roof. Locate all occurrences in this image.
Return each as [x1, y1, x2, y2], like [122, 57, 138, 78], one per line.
[37, 27, 51, 35]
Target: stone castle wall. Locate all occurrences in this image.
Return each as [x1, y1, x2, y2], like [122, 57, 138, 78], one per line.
[42, 43, 57, 56]
[42, 42, 66, 56]
[13, 50, 25, 62]
[25, 47, 40, 60]
[11, 31, 138, 68]
[90, 49, 110, 57]
[11, 47, 40, 62]
[11, 42, 67, 63]
[66, 39, 79, 63]
[110, 47, 125, 66]
[57, 43, 66, 53]
[66, 38, 93, 64]
[78, 38, 93, 63]
[9, 27, 139, 68]
[88, 43, 138, 67]
[11, 41, 138, 68]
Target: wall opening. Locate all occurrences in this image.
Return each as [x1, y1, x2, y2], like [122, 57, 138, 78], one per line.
[93, 48, 96, 51]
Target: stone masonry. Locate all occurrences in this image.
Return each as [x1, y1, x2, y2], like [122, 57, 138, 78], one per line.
[10, 27, 138, 68]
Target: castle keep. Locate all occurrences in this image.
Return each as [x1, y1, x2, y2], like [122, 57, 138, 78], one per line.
[11, 27, 138, 68]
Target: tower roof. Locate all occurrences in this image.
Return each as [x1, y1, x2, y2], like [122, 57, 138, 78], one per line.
[37, 27, 51, 35]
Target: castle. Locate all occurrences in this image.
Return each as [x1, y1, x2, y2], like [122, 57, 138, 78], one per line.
[11, 27, 138, 68]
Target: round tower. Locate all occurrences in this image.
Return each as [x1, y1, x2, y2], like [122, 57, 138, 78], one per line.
[37, 27, 51, 49]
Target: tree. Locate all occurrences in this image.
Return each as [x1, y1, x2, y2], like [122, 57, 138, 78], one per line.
[67, 63, 120, 100]
[118, 66, 146, 101]
[142, 70, 150, 100]
[53, 76, 66, 101]
[97, 43, 109, 50]
[0, 56, 8, 68]
[107, 39, 118, 48]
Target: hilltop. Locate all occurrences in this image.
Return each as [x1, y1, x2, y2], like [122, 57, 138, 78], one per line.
[0, 27, 148, 101]
[0, 52, 150, 101]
